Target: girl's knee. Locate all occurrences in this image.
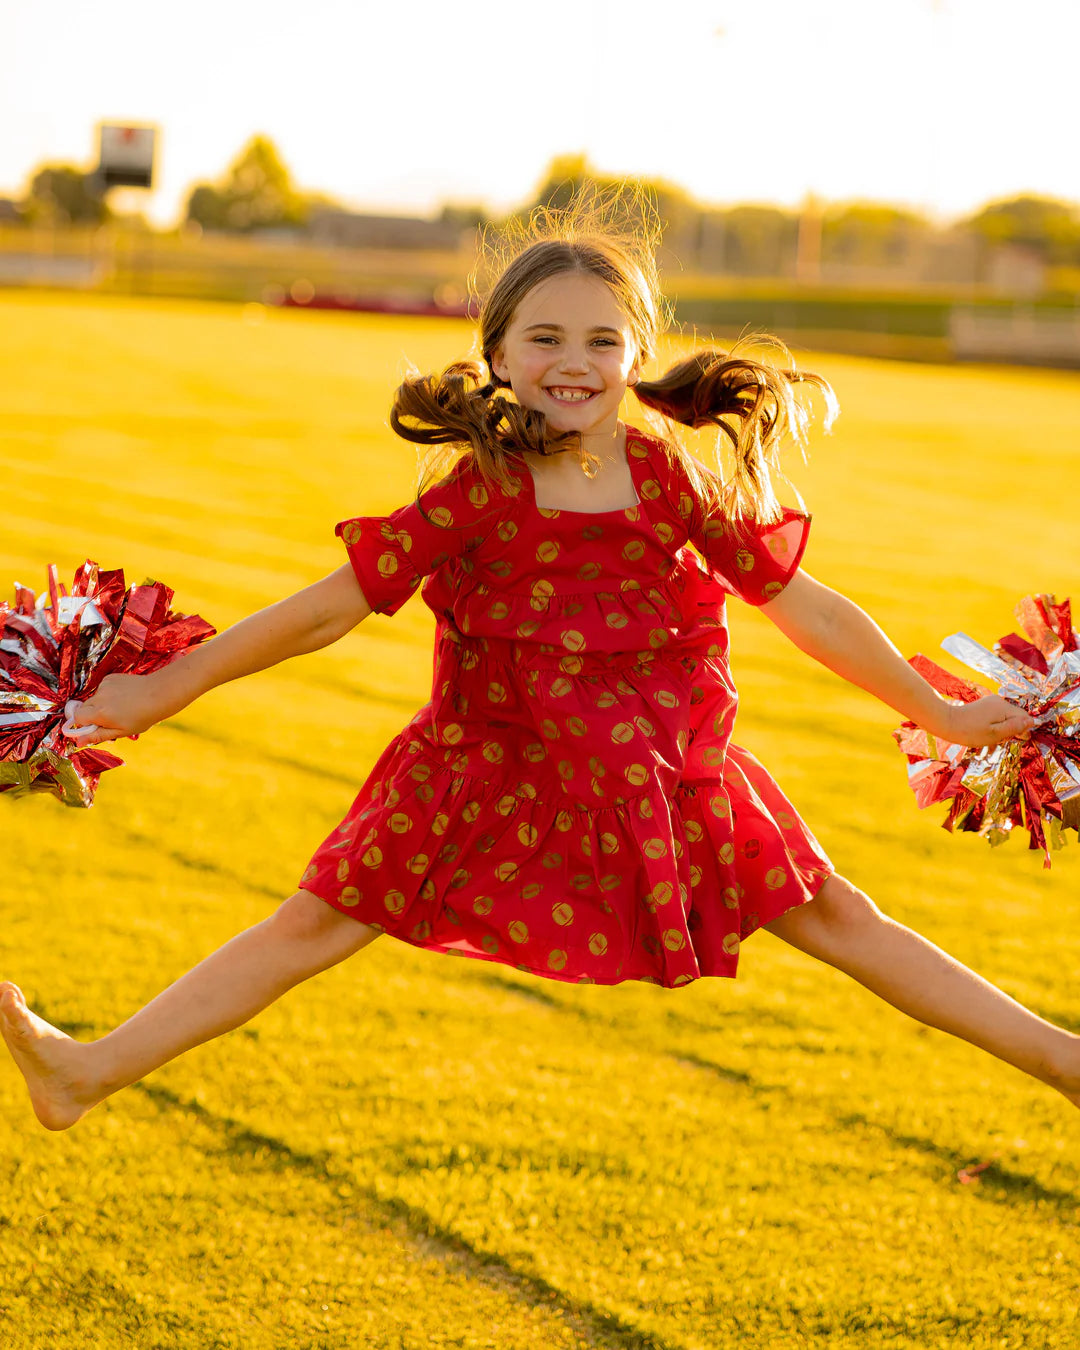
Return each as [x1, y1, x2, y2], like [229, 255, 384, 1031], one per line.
[765, 874, 885, 958]
[805, 874, 883, 931]
[269, 889, 362, 943]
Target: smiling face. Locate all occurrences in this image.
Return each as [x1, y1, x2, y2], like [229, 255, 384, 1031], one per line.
[489, 271, 641, 440]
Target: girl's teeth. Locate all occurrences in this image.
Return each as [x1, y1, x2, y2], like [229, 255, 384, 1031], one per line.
[550, 389, 593, 401]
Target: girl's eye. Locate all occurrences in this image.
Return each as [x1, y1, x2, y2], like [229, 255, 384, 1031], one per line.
[532, 336, 558, 346]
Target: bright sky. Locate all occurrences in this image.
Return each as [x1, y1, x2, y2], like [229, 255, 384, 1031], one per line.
[3, 0, 1077, 227]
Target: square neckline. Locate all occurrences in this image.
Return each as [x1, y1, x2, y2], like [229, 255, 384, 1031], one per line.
[519, 426, 647, 519]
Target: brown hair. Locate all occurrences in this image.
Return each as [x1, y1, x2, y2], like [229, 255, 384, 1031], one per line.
[634, 340, 838, 522]
[390, 194, 837, 522]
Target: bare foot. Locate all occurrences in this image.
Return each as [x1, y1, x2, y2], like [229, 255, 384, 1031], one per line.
[0, 983, 101, 1130]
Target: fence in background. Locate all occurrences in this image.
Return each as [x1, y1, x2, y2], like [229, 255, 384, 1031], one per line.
[3, 227, 1080, 369]
[950, 306, 1080, 367]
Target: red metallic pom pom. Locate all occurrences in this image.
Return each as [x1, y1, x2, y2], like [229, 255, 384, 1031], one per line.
[895, 595, 1080, 865]
[0, 561, 215, 807]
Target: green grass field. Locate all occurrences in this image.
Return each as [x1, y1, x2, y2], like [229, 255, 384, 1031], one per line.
[2, 291, 1079, 1349]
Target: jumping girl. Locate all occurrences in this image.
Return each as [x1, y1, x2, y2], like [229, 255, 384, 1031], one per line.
[4, 205, 1078, 1132]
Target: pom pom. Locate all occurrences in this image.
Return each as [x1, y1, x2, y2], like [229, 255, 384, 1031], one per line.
[895, 595, 1080, 866]
[0, 561, 215, 807]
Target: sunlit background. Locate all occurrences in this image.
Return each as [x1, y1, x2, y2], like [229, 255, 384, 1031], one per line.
[6, 0, 1080, 366]
[4, 0, 1079, 223]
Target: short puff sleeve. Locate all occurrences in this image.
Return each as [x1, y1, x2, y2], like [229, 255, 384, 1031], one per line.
[646, 433, 811, 606]
[693, 507, 810, 606]
[336, 457, 497, 616]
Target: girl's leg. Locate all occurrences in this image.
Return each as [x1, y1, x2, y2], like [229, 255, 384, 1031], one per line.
[0, 890, 376, 1132]
[764, 873, 1080, 1104]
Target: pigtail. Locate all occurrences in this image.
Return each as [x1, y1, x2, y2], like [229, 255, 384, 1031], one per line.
[390, 360, 582, 498]
[635, 343, 838, 524]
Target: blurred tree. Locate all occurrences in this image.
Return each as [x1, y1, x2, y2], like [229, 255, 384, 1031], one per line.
[525, 153, 702, 267]
[531, 153, 593, 211]
[24, 165, 109, 226]
[821, 203, 932, 267]
[185, 183, 228, 231]
[720, 206, 798, 277]
[962, 195, 1080, 265]
[439, 202, 488, 230]
[184, 135, 310, 233]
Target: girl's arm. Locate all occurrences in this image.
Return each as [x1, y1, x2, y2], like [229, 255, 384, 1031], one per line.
[761, 571, 1036, 748]
[69, 564, 372, 747]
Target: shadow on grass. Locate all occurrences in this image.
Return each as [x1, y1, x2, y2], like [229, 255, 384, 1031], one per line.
[165, 718, 376, 788]
[836, 1111, 1079, 1209]
[114, 824, 284, 903]
[136, 1082, 673, 1350]
[139, 1083, 335, 1174]
[671, 1051, 755, 1086]
[469, 971, 565, 1010]
[47, 990, 1077, 1223]
[669, 1048, 1077, 1211]
[301, 670, 427, 715]
[3, 1215, 206, 1343]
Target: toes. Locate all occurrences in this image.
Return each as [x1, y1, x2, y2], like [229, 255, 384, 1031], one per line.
[0, 984, 27, 1026]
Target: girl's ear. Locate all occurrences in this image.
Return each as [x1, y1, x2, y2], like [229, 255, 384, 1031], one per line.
[627, 358, 641, 387]
[490, 347, 509, 382]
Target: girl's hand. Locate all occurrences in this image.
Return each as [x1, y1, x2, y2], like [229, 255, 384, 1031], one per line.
[65, 671, 181, 748]
[938, 694, 1036, 750]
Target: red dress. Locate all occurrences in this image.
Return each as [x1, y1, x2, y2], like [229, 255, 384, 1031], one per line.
[300, 426, 832, 987]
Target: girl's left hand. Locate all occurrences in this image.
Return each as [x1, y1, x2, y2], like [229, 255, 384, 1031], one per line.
[63, 670, 181, 748]
[939, 695, 1037, 750]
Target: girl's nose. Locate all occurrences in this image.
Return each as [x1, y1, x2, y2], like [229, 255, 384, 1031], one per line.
[559, 349, 589, 373]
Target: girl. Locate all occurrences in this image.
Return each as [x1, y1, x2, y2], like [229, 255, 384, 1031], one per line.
[3, 210, 1078, 1134]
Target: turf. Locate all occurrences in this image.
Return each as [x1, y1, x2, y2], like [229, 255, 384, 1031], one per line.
[1, 291, 1078, 1349]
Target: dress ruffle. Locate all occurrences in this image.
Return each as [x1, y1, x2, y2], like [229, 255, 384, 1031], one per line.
[303, 427, 831, 987]
[301, 735, 829, 987]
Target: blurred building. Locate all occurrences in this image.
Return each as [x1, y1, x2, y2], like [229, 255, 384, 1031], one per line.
[984, 244, 1046, 299]
[307, 208, 465, 251]
[950, 306, 1080, 365]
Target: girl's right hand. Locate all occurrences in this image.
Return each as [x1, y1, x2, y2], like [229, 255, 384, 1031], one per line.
[65, 671, 180, 748]
[939, 694, 1037, 751]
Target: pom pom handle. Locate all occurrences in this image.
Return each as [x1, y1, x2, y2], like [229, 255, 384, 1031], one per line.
[61, 699, 99, 741]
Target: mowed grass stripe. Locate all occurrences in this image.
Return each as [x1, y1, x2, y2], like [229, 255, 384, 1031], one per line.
[134, 1082, 676, 1350]
[1, 1096, 641, 1350]
[2, 292, 1080, 1348]
[116, 952, 1080, 1350]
